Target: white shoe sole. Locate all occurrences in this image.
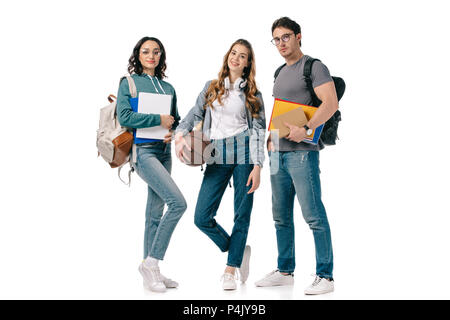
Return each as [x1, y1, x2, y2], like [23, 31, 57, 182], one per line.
[304, 288, 334, 295]
[223, 285, 237, 291]
[143, 281, 167, 293]
[255, 281, 294, 287]
[164, 280, 179, 289]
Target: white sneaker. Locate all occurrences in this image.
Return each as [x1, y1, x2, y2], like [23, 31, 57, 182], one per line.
[161, 274, 179, 288]
[222, 272, 238, 291]
[255, 270, 294, 287]
[304, 275, 334, 295]
[143, 274, 179, 289]
[138, 263, 167, 293]
[238, 245, 251, 283]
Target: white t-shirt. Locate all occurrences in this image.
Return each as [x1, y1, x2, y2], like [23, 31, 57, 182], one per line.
[209, 87, 248, 140]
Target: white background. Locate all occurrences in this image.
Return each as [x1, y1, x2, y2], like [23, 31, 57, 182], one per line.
[0, 0, 449, 299]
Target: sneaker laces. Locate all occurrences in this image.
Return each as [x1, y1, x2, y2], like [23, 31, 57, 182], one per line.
[312, 276, 322, 287]
[149, 266, 163, 283]
[221, 272, 238, 281]
[310, 274, 332, 286]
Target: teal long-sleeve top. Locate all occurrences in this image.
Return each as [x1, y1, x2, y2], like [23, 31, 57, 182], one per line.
[116, 73, 180, 130]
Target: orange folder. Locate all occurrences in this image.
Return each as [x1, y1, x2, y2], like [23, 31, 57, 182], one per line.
[271, 107, 308, 138]
[268, 98, 320, 142]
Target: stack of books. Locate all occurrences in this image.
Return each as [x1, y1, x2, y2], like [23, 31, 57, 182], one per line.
[268, 98, 323, 145]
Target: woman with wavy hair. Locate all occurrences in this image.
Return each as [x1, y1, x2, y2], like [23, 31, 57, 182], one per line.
[174, 39, 266, 290]
[116, 36, 187, 293]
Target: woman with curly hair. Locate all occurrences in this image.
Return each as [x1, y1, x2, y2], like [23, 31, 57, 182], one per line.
[116, 36, 186, 293]
[174, 39, 266, 291]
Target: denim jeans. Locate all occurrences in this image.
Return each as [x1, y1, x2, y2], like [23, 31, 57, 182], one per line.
[134, 142, 187, 260]
[270, 150, 333, 280]
[194, 130, 254, 268]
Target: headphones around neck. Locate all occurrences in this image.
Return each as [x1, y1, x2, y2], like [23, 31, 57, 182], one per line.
[224, 77, 247, 90]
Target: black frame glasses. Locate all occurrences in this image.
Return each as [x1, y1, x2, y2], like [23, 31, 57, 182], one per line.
[271, 33, 295, 46]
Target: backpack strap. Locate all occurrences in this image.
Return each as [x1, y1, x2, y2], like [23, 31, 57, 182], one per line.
[123, 75, 138, 168]
[303, 57, 320, 78]
[118, 162, 133, 187]
[131, 143, 137, 164]
[125, 75, 137, 98]
[303, 57, 321, 107]
[274, 63, 286, 82]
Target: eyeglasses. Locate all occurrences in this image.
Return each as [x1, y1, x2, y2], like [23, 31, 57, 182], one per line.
[271, 33, 294, 46]
[141, 49, 162, 57]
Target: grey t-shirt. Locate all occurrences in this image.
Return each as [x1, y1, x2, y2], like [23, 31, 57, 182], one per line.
[273, 55, 332, 151]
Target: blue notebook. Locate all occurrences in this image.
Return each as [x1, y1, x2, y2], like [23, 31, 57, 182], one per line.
[129, 97, 161, 144]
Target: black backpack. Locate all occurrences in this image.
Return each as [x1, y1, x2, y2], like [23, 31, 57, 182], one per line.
[274, 57, 345, 146]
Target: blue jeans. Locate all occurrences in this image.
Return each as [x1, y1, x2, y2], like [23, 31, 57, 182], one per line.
[134, 142, 187, 260]
[194, 131, 254, 268]
[270, 150, 333, 280]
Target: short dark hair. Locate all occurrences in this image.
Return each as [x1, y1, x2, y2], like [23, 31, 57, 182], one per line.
[128, 37, 167, 79]
[271, 17, 302, 46]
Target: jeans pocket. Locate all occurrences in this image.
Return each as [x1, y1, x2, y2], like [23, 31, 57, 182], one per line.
[286, 151, 308, 168]
[137, 146, 158, 163]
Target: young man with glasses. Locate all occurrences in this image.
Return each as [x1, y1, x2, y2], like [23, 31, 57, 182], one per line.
[255, 17, 339, 295]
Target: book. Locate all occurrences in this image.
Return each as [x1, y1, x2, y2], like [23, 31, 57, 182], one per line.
[268, 98, 324, 145]
[129, 92, 172, 144]
[129, 97, 158, 144]
[136, 92, 172, 140]
[271, 107, 308, 138]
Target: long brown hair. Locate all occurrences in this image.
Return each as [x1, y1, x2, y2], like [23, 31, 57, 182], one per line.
[204, 39, 261, 117]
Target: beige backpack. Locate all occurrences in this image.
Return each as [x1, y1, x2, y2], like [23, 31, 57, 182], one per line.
[96, 76, 137, 185]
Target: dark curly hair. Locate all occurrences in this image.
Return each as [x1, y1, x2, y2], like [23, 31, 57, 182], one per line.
[127, 37, 167, 79]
